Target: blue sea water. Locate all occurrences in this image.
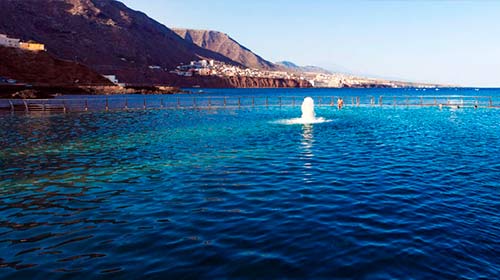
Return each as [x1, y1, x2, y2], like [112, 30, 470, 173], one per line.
[0, 89, 499, 279]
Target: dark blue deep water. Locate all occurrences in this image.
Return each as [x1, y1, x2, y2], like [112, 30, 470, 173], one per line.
[0, 89, 499, 279]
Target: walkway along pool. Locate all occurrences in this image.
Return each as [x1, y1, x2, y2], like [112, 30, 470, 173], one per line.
[1, 93, 500, 113]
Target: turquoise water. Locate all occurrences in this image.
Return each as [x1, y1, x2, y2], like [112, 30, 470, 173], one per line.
[0, 92, 499, 278]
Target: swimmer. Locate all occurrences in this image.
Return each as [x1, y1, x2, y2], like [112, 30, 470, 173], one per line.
[337, 97, 344, 110]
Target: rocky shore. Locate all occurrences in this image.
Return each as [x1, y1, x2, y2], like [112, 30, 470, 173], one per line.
[161, 74, 312, 88]
[0, 85, 183, 99]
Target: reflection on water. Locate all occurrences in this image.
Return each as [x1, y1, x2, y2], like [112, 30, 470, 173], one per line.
[301, 124, 314, 157]
[301, 124, 314, 184]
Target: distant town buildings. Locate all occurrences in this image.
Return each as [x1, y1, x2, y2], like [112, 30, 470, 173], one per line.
[309, 73, 347, 88]
[171, 59, 305, 80]
[0, 34, 45, 51]
[306, 73, 439, 88]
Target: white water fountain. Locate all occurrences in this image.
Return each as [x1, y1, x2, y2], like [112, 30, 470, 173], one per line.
[277, 97, 328, 124]
[301, 97, 316, 122]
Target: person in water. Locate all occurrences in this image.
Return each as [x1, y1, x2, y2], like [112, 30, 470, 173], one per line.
[337, 98, 344, 110]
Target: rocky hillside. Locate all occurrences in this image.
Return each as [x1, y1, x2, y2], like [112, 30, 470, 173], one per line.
[0, 0, 241, 84]
[0, 46, 112, 86]
[174, 28, 278, 71]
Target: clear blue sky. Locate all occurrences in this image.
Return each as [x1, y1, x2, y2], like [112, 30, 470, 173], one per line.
[121, 0, 500, 87]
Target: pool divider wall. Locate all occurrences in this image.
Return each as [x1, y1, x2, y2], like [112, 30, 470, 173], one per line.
[0, 95, 498, 113]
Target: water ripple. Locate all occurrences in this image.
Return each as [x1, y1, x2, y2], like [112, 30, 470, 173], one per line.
[0, 105, 499, 278]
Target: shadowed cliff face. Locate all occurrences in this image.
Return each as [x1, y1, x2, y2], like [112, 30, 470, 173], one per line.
[0, 46, 112, 86]
[0, 0, 241, 83]
[174, 28, 279, 71]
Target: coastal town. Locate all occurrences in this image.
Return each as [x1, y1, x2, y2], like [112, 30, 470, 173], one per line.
[169, 59, 305, 81]
[306, 73, 441, 88]
[169, 59, 441, 89]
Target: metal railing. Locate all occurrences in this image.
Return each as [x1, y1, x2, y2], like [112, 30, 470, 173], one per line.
[0, 95, 499, 113]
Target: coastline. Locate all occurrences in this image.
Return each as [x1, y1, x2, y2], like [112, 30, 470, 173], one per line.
[0, 84, 185, 99]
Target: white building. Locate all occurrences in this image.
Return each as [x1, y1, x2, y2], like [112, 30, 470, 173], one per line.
[103, 75, 119, 84]
[189, 60, 209, 68]
[0, 34, 20, 48]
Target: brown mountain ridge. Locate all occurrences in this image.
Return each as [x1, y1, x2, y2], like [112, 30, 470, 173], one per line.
[173, 28, 279, 71]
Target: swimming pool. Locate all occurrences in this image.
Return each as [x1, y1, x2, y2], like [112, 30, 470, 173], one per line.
[0, 98, 499, 278]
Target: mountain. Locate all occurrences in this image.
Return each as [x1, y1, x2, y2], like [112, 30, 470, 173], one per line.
[173, 28, 278, 71]
[276, 61, 332, 74]
[275, 61, 302, 70]
[0, 0, 242, 84]
[0, 46, 111, 86]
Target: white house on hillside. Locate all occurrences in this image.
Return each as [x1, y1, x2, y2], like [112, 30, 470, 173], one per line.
[0, 34, 20, 48]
